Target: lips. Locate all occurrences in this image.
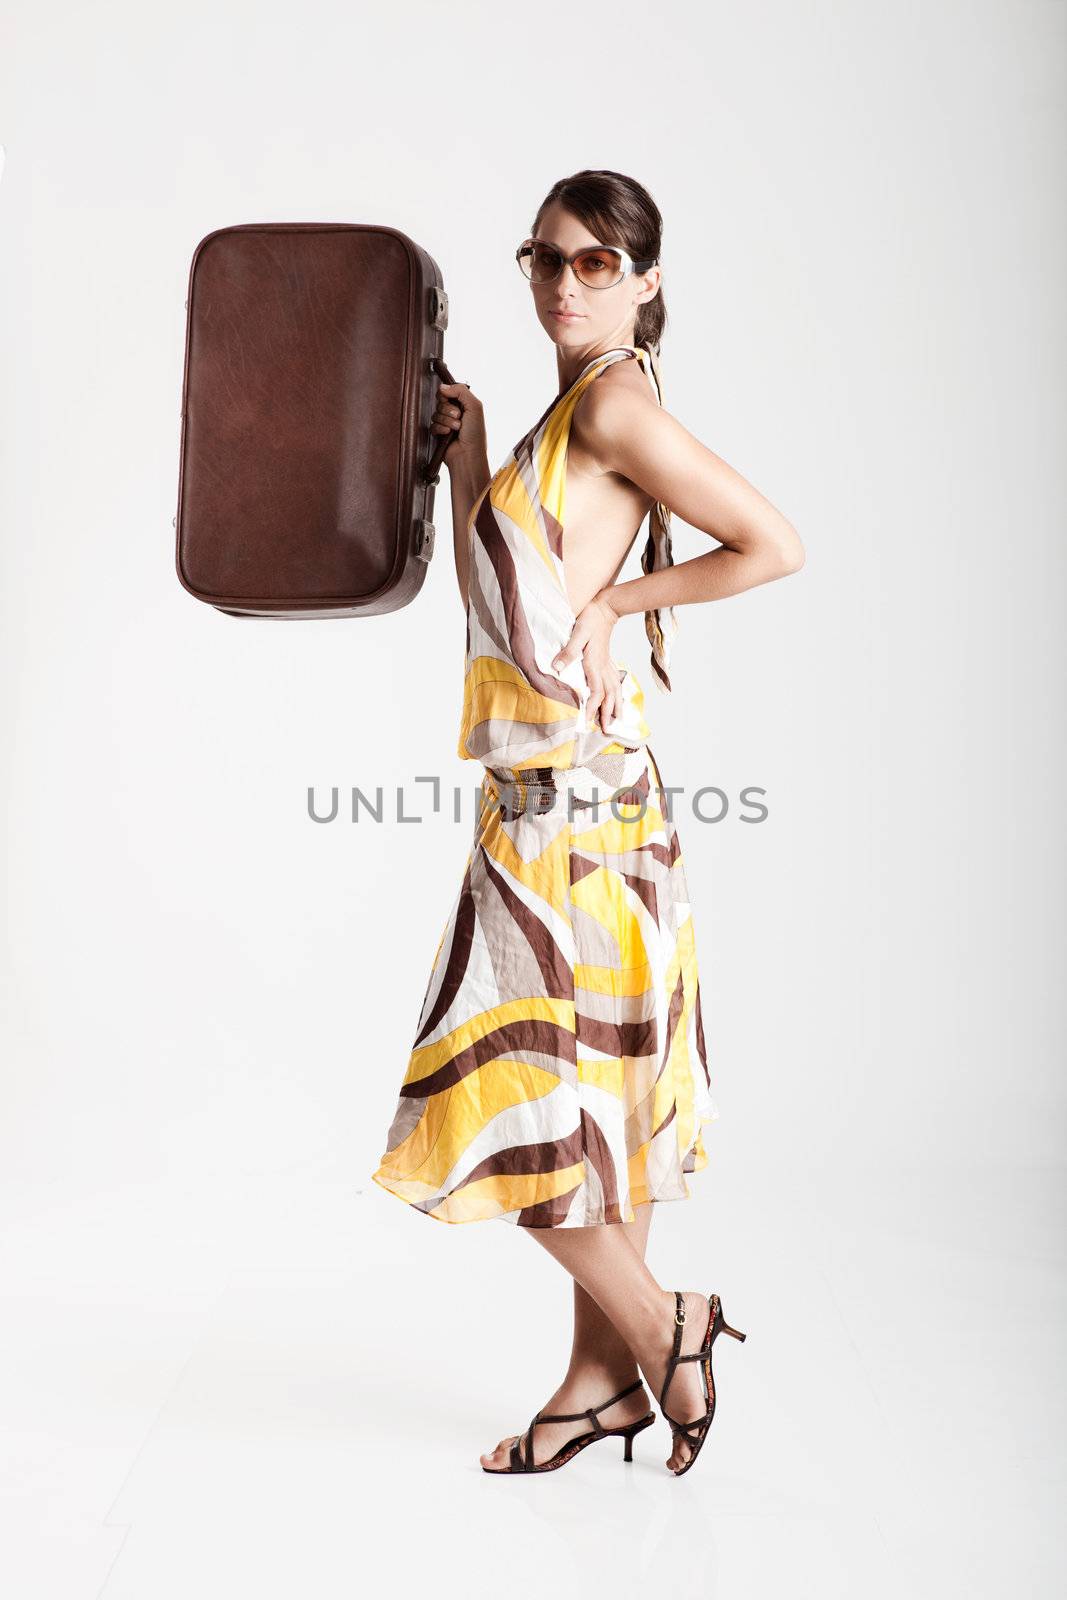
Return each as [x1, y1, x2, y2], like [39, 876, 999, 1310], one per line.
[551, 311, 582, 320]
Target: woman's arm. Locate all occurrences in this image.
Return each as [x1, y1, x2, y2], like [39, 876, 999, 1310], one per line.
[446, 453, 490, 613]
[433, 380, 490, 613]
[553, 380, 804, 732]
[576, 380, 804, 621]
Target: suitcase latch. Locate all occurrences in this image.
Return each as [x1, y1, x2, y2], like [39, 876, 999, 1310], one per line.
[429, 287, 449, 331]
[414, 519, 436, 561]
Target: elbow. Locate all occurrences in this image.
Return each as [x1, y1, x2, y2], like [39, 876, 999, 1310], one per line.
[773, 522, 805, 577]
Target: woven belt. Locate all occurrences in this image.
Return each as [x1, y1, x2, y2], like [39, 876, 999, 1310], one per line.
[484, 747, 649, 819]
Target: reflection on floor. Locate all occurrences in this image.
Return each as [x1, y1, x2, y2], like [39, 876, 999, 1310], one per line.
[0, 1157, 1061, 1599]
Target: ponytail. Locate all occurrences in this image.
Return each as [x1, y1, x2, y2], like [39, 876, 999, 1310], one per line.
[636, 339, 678, 694]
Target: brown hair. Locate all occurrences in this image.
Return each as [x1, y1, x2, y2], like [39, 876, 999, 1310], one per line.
[530, 168, 666, 352]
[531, 170, 677, 693]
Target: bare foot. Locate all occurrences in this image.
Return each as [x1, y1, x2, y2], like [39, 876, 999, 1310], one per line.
[640, 1290, 713, 1474]
[479, 1367, 651, 1471]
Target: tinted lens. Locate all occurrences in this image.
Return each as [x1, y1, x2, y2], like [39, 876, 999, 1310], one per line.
[516, 241, 627, 287]
[572, 248, 625, 288]
[518, 240, 563, 281]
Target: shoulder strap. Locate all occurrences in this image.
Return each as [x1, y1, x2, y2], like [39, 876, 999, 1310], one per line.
[569, 345, 637, 398]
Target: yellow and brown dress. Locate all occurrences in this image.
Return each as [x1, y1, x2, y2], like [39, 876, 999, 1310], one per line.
[372, 345, 719, 1227]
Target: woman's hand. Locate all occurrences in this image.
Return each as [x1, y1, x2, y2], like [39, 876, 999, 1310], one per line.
[433, 380, 488, 467]
[551, 593, 624, 735]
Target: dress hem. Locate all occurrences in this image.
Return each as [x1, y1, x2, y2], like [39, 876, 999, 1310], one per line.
[369, 1108, 719, 1230]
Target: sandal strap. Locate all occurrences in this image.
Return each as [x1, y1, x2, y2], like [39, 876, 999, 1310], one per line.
[660, 1293, 712, 1415]
[516, 1415, 540, 1472]
[537, 1369, 646, 1420]
[671, 1290, 686, 1359]
[514, 1376, 648, 1467]
[594, 1375, 647, 1412]
[537, 1375, 645, 1427]
[667, 1414, 710, 1442]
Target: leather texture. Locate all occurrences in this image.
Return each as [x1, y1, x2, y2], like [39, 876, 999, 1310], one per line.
[175, 222, 450, 617]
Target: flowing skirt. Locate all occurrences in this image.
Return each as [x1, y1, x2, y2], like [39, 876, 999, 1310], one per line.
[371, 745, 719, 1227]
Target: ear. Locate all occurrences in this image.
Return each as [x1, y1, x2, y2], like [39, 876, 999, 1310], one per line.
[635, 265, 662, 306]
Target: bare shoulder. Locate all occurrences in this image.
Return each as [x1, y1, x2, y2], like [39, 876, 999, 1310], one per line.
[570, 356, 662, 473]
[569, 354, 803, 566]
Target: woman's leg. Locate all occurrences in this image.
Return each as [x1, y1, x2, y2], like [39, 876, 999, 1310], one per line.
[535, 1219, 712, 1474]
[480, 1203, 653, 1471]
[564, 1200, 652, 1382]
[479, 1204, 710, 1473]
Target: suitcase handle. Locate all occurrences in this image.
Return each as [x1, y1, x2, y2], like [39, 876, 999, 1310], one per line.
[423, 356, 462, 485]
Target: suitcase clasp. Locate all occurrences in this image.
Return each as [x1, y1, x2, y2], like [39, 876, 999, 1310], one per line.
[429, 286, 449, 331]
[414, 519, 436, 561]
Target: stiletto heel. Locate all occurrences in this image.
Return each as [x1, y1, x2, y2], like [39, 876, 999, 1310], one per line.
[482, 1378, 656, 1475]
[621, 1413, 653, 1462]
[657, 1290, 747, 1478]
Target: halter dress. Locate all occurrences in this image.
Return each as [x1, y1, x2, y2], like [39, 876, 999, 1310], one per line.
[371, 345, 719, 1228]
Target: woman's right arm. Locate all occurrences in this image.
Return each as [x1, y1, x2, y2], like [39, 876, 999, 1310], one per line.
[431, 380, 489, 613]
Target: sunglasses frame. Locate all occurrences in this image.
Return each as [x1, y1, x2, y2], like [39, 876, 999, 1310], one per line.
[516, 236, 659, 291]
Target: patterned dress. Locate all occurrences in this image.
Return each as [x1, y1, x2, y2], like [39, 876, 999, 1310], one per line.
[371, 344, 719, 1227]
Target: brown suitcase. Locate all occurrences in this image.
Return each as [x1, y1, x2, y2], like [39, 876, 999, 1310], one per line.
[174, 222, 457, 618]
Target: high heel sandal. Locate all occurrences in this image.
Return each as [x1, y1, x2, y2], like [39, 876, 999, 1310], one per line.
[659, 1290, 747, 1478]
[481, 1377, 657, 1474]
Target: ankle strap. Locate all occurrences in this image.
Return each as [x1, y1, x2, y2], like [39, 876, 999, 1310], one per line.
[671, 1290, 686, 1360]
[659, 1291, 690, 1414]
[517, 1376, 647, 1467]
[537, 1375, 646, 1427]
[591, 1375, 646, 1413]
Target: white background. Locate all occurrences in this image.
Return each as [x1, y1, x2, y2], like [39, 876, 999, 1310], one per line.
[1, 2, 1063, 1595]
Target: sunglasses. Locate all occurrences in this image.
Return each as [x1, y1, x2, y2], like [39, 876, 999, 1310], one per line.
[516, 236, 659, 291]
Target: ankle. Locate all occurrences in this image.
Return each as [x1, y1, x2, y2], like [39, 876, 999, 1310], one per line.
[644, 1286, 678, 1328]
[631, 1288, 680, 1356]
[564, 1355, 639, 1389]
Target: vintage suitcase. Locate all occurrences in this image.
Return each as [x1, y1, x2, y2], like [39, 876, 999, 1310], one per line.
[174, 222, 457, 617]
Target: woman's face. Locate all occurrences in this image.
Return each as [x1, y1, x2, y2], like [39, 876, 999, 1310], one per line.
[527, 200, 659, 355]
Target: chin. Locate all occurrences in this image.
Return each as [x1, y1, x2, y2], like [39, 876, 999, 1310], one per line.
[544, 319, 589, 345]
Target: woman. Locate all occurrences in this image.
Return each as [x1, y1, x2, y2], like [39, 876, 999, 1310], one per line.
[372, 169, 803, 1476]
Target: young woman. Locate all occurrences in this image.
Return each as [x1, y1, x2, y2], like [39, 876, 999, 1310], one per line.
[372, 169, 803, 1476]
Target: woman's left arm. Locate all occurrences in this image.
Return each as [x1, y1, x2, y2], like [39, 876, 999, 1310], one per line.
[552, 383, 804, 729]
[589, 380, 804, 613]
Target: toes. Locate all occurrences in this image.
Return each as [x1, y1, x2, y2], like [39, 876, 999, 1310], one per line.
[481, 1434, 518, 1467]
